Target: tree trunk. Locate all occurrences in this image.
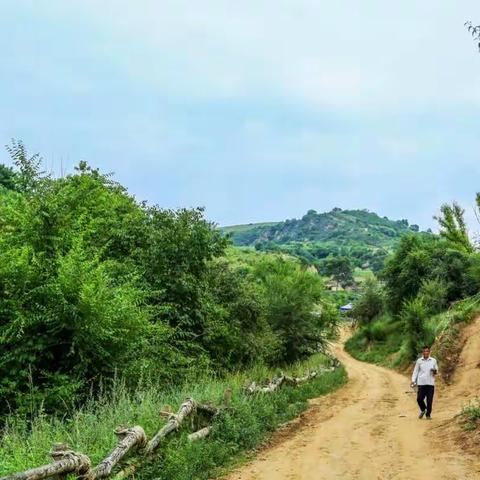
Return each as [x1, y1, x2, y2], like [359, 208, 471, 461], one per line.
[92, 426, 147, 479]
[145, 398, 197, 454]
[0, 443, 91, 480]
[188, 426, 212, 442]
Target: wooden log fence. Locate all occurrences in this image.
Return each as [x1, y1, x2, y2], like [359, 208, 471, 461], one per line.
[92, 426, 147, 479]
[145, 397, 197, 454]
[1, 443, 91, 480]
[0, 363, 339, 480]
[188, 426, 212, 442]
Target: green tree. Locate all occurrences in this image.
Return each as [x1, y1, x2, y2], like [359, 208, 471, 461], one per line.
[255, 257, 338, 363]
[5, 139, 46, 192]
[401, 298, 430, 361]
[0, 143, 341, 415]
[382, 235, 433, 314]
[203, 257, 278, 367]
[418, 278, 448, 315]
[382, 233, 475, 314]
[351, 278, 385, 325]
[434, 202, 473, 253]
[0, 164, 17, 190]
[466, 21, 480, 51]
[319, 255, 354, 288]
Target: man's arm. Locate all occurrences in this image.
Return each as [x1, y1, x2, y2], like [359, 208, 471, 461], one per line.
[432, 359, 439, 375]
[411, 359, 419, 385]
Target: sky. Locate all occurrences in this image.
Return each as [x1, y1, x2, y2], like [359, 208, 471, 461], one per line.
[0, 1, 479, 230]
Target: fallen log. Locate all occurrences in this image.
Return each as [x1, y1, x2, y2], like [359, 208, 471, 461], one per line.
[244, 364, 335, 394]
[188, 426, 212, 442]
[284, 370, 318, 386]
[144, 397, 197, 454]
[244, 375, 286, 394]
[92, 426, 147, 479]
[114, 398, 216, 478]
[260, 375, 286, 392]
[0, 443, 91, 480]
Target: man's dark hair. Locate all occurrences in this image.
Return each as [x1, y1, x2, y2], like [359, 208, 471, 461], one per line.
[422, 345, 430, 350]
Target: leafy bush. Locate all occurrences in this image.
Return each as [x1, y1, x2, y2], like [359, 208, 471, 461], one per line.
[382, 234, 477, 314]
[460, 398, 480, 431]
[0, 144, 340, 415]
[418, 278, 448, 315]
[401, 298, 433, 361]
[344, 314, 404, 366]
[254, 256, 339, 364]
[351, 278, 385, 325]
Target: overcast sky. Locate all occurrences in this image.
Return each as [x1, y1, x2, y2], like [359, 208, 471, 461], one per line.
[1, 1, 479, 229]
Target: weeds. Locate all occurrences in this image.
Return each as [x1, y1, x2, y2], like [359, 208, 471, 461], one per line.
[0, 353, 346, 479]
[460, 398, 480, 431]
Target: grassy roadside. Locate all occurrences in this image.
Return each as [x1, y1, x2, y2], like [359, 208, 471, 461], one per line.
[344, 294, 480, 374]
[0, 353, 347, 480]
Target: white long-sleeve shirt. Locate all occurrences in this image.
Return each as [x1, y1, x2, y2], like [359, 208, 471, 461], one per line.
[411, 356, 438, 386]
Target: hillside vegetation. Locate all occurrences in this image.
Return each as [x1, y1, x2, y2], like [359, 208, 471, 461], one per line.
[222, 208, 422, 272]
[345, 200, 480, 374]
[0, 142, 342, 419]
[0, 142, 350, 478]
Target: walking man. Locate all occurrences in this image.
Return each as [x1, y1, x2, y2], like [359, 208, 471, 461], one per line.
[410, 345, 438, 419]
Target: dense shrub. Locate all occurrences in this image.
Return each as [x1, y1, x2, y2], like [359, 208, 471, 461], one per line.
[0, 144, 338, 415]
[351, 278, 385, 325]
[401, 298, 433, 361]
[254, 256, 338, 363]
[382, 234, 477, 314]
[418, 278, 448, 315]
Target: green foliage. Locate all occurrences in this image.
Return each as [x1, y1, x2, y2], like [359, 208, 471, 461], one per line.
[5, 140, 46, 193]
[222, 208, 421, 273]
[253, 256, 338, 363]
[381, 234, 432, 313]
[401, 298, 432, 361]
[200, 257, 275, 368]
[434, 202, 473, 253]
[0, 164, 17, 190]
[318, 255, 354, 287]
[0, 145, 339, 416]
[0, 354, 347, 478]
[344, 315, 404, 366]
[351, 279, 385, 325]
[418, 278, 448, 315]
[460, 397, 480, 431]
[382, 234, 475, 314]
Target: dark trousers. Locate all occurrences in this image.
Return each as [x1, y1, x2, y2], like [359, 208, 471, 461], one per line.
[417, 385, 435, 416]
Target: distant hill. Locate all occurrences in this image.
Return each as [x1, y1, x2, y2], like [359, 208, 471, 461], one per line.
[221, 208, 423, 272]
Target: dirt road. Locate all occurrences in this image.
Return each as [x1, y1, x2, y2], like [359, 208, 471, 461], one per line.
[226, 324, 480, 480]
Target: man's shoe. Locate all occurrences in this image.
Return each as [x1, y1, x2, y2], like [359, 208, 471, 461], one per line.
[426, 415, 432, 420]
[418, 410, 426, 419]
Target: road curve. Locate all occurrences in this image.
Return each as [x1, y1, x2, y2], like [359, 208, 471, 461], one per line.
[224, 329, 480, 480]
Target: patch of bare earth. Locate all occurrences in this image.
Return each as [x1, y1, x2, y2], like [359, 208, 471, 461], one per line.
[223, 320, 480, 480]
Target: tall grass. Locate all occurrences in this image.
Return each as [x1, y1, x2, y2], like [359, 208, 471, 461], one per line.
[345, 293, 480, 372]
[344, 314, 404, 367]
[0, 353, 346, 479]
